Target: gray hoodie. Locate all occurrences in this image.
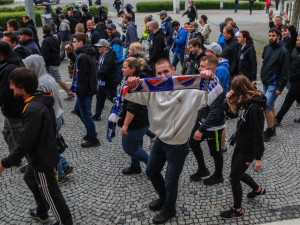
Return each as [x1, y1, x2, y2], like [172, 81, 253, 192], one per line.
[22, 55, 64, 121]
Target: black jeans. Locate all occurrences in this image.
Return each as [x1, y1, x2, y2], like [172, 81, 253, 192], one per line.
[230, 148, 259, 209]
[94, 85, 117, 119]
[189, 123, 223, 178]
[24, 164, 73, 225]
[275, 88, 300, 123]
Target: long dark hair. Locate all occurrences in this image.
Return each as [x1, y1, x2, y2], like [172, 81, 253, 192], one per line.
[239, 30, 253, 45]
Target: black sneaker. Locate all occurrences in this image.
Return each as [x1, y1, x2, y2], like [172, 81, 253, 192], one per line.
[190, 169, 210, 181]
[263, 127, 276, 142]
[29, 209, 50, 223]
[220, 207, 244, 219]
[14, 160, 22, 167]
[81, 139, 100, 148]
[152, 211, 176, 224]
[294, 118, 300, 123]
[149, 199, 164, 211]
[122, 165, 142, 175]
[247, 187, 266, 198]
[203, 175, 224, 186]
[19, 165, 27, 173]
[93, 116, 101, 121]
[64, 167, 74, 176]
[83, 134, 89, 141]
[58, 177, 68, 186]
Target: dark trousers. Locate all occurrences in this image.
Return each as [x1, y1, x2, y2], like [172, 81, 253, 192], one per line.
[230, 148, 259, 209]
[94, 85, 117, 119]
[24, 164, 73, 225]
[146, 138, 189, 214]
[189, 123, 223, 178]
[275, 88, 300, 123]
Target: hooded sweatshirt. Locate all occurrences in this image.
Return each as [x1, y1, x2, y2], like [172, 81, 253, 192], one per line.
[1, 92, 59, 172]
[59, 19, 72, 42]
[124, 22, 138, 48]
[22, 55, 63, 121]
[161, 16, 174, 46]
[216, 58, 230, 96]
[172, 27, 187, 54]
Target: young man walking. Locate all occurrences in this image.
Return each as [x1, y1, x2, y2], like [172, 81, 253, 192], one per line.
[0, 67, 73, 225]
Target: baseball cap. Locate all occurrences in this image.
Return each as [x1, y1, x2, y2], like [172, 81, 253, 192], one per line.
[94, 39, 109, 47]
[0, 41, 11, 56]
[20, 28, 33, 37]
[107, 23, 116, 30]
[159, 10, 167, 16]
[204, 42, 222, 56]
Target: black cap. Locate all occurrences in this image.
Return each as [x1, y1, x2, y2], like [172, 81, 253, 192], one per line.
[0, 41, 11, 56]
[20, 28, 33, 37]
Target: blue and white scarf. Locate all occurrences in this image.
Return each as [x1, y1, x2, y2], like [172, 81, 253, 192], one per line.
[107, 75, 223, 142]
[98, 50, 109, 86]
[70, 53, 81, 93]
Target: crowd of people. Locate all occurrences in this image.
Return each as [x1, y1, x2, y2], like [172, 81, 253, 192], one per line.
[0, 1, 299, 224]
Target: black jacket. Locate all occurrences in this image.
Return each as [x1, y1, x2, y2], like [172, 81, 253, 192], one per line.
[96, 23, 109, 40]
[97, 49, 118, 88]
[25, 19, 39, 47]
[13, 45, 32, 59]
[0, 51, 24, 118]
[118, 70, 149, 130]
[283, 25, 298, 55]
[1, 92, 59, 172]
[149, 28, 168, 65]
[67, 45, 98, 97]
[237, 44, 257, 82]
[69, 16, 79, 34]
[230, 95, 266, 160]
[41, 34, 61, 67]
[190, 30, 204, 47]
[221, 36, 239, 77]
[260, 41, 290, 92]
[183, 5, 197, 20]
[189, 51, 206, 74]
[22, 39, 40, 55]
[131, 53, 153, 77]
[290, 47, 300, 90]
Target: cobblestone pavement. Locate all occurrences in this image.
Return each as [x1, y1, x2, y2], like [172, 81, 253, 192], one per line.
[0, 9, 300, 225]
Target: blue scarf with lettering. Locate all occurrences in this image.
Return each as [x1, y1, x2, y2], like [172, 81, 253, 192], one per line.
[70, 53, 81, 93]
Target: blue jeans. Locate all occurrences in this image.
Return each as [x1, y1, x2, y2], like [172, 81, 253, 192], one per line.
[122, 126, 150, 167]
[146, 138, 189, 214]
[56, 118, 70, 180]
[171, 52, 184, 69]
[94, 86, 117, 119]
[263, 85, 278, 111]
[235, 3, 239, 12]
[74, 96, 97, 140]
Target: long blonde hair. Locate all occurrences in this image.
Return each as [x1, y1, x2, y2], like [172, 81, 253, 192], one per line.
[227, 75, 263, 114]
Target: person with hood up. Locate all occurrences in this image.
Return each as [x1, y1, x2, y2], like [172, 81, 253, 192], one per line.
[237, 30, 257, 82]
[220, 75, 267, 219]
[22, 15, 40, 49]
[22, 54, 74, 186]
[0, 41, 24, 165]
[0, 67, 73, 225]
[107, 23, 125, 83]
[182, 0, 198, 22]
[205, 42, 229, 154]
[123, 14, 138, 58]
[58, 14, 72, 60]
[159, 10, 173, 58]
[93, 39, 118, 121]
[65, 33, 100, 148]
[2, 32, 31, 59]
[171, 20, 187, 70]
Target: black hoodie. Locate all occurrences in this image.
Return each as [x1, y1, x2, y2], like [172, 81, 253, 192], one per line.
[237, 44, 257, 82]
[41, 34, 61, 66]
[232, 95, 267, 160]
[0, 51, 24, 118]
[67, 44, 98, 97]
[221, 36, 239, 77]
[97, 49, 118, 88]
[290, 47, 300, 90]
[149, 28, 168, 65]
[1, 92, 59, 172]
[13, 44, 32, 59]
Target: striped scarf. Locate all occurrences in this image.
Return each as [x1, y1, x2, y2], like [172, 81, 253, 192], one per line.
[107, 75, 223, 142]
[70, 53, 81, 93]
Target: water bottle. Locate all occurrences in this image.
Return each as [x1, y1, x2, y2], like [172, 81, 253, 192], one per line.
[246, 162, 263, 174]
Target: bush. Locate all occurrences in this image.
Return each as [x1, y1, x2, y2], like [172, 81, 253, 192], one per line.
[0, 11, 42, 30]
[0, 6, 44, 13]
[136, 1, 265, 12]
[0, 0, 14, 5]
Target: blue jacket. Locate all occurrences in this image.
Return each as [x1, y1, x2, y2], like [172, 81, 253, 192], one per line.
[22, 39, 40, 55]
[161, 16, 173, 46]
[172, 27, 187, 54]
[108, 31, 125, 63]
[216, 59, 230, 96]
[217, 33, 226, 49]
[124, 22, 138, 48]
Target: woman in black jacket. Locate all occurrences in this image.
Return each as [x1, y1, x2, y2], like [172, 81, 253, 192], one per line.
[220, 75, 267, 219]
[237, 30, 257, 82]
[118, 57, 150, 175]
